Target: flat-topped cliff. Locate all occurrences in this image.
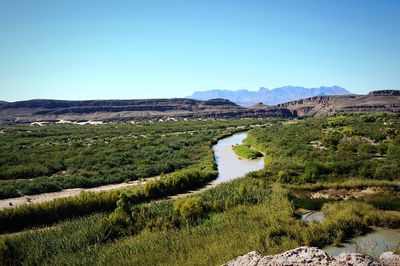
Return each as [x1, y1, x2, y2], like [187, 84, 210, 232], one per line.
[0, 98, 293, 124]
[277, 90, 400, 116]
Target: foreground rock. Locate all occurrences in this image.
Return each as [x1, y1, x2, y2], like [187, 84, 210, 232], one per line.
[379, 252, 400, 266]
[223, 246, 400, 266]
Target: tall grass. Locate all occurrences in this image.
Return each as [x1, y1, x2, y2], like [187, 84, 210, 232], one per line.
[2, 182, 399, 266]
[0, 190, 119, 233]
[0, 177, 269, 265]
[0, 214, 107, 266]
[42, 190, 400, 265]
[0, 168, 216, 233]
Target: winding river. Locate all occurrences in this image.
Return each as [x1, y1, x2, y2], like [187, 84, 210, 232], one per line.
[0, 131, 263, 209]
[212, 132, 264, 184]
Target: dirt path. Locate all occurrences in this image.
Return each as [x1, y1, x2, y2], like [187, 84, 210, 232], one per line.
[0, 177, 159, 210]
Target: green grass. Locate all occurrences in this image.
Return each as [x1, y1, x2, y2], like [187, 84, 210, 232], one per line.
[50, 205, 279, 266]
[232, 144, 263, 159]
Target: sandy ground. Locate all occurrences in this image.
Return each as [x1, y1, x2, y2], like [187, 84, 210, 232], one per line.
[0, 176, 216, 210]
[0, 177, 159, 210]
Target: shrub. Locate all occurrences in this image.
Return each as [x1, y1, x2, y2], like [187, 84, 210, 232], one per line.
[173, 198, 206, 221]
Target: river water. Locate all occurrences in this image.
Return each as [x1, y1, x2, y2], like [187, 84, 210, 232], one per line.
[212, 132, 265, 184]
[301, 211, 400, 257]
[324, 227, 400, 257]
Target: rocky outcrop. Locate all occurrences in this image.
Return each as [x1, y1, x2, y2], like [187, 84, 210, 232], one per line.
[335, 252, 379, 266]
[223, 246, 400, 266]
[379, 251, 400, 266]
[226, 251, 262, 266]
[368, 90, 400, 97]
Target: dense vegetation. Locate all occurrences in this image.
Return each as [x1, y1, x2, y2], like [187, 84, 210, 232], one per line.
[232, 144, 263, 159]
[0, 119, 262, 198]
[1, 114, 400, 265]
[0, 119, 269, 232]
[245, 113, 400, 184]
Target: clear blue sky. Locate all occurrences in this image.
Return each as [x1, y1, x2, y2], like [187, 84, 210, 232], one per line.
[1, 0, 399, 101]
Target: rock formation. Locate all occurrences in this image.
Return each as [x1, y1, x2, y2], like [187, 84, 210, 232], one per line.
[277, 90, 400, 116]
[0, 98, 293, 124]
[379, 251, 400, 266]
[223, 246, 400, 266]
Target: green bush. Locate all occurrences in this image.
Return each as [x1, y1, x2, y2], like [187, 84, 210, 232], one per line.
[174, 197, 206, 221]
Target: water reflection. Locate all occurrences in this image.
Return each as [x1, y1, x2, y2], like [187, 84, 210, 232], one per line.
[212, 132, 264, 184]
[324, 227, 400, 257]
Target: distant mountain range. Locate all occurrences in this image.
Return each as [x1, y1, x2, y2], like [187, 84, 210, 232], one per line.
[188, 86, 352, 106]
[1, 89, 398, 125]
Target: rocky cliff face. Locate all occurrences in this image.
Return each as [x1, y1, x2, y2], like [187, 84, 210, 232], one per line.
[0, 98, 294, 124]
[368, 90, 400, 96]
[224, 246, 400, 266]
[277, 90, 400, 116]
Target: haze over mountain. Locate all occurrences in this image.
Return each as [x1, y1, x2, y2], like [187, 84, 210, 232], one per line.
[188, 86, 352, 106]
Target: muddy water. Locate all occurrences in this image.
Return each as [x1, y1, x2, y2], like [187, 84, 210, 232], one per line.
[301, 212, 400, 257]
[324, 227, 400, 257]
[212, 132, 264, 184]
[301, 211, 325, 223]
